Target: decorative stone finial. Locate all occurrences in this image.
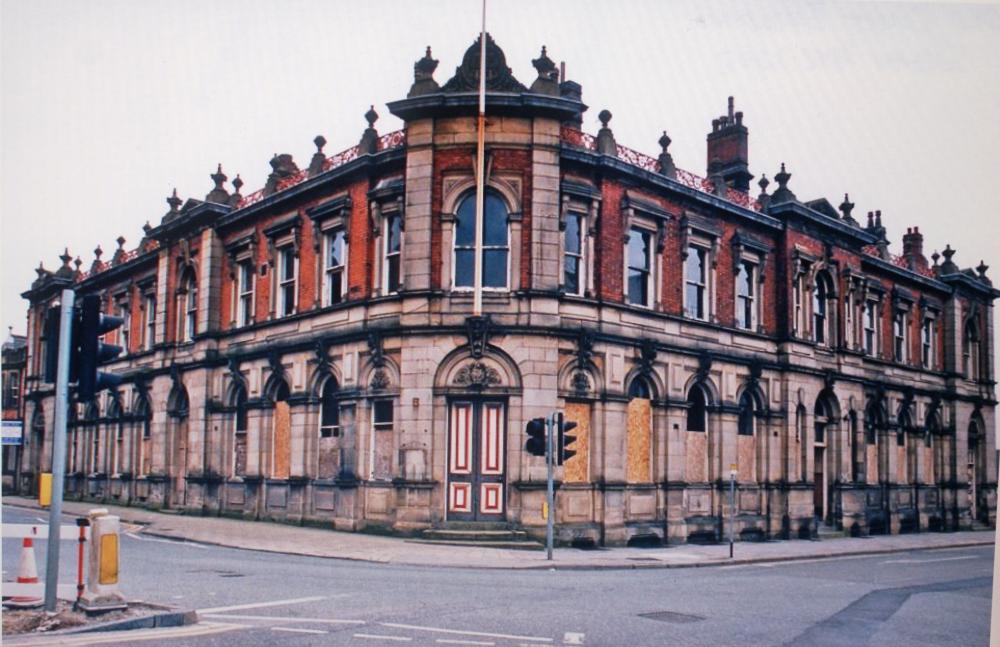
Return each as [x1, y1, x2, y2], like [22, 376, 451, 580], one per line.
[205, 164, 230, 204]
[35, 261, 47, 279]
[931, 250, 940, 267]
[264, 154, 299, 196]
[143, 221, 152, 236]
[657, 131, 676, 179]
[94, 245, 103, 261]
[838, 193, 857, 225]
[756, 174, 771, 211]
[408, 46, 440, 97]
[359, 106, 380, 155]
[232, 174, 243, 192]
[976, 260, 990, 284]
[164, 188, 182, 221]
[770, 163, 797, 204]
[308, 136, 328, 177]
[530, 45, 559, 95]
[940, 244, 958, 274]
[55, 248, 74, 278]
[116, 236, 126, 249]
[60, 248, 72, 267]
[596, 110, 617, 156]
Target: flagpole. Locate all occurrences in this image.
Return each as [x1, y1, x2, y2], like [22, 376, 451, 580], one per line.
[473, 0, 487, 316]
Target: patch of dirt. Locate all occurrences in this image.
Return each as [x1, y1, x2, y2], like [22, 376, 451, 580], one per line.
[2, 600, 162, 635]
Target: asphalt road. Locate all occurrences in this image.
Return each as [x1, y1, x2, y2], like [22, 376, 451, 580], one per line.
[2, 504, 993, 646]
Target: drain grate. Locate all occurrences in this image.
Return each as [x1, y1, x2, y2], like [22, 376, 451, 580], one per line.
[638, 611, 705, 624]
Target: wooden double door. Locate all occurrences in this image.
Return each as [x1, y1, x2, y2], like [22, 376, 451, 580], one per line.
[447, 400, 506, 521]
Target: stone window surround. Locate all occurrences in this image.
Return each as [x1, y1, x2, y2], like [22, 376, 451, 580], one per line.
[136, 277, 157, 352]
[679, 212, 718, 322]
[621, 195, 670, 310]
[891, 287, 915, 364]
[842, 271, 867, 352]
[111, 285, 133, 354]
[559, 184, 600, 298]
[225, 231, 258, 328]
[175, 263, 199, 344]
[307, 195, 352, 308]
[730, 233, 769, 333]
[439, 174, 523, 296]
[264, 213, 302, 319]
[919, 296, 941, 370]
[368, 183, 405, 297]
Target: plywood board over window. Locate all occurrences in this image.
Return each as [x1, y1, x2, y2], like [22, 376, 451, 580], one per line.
[626, 398, 651, 483]
[563, 402, 590, 483]
[737, 435, 756, 482]
[685, 432, 707, 483]
[896, 445, 906, 484]
[923, 444, 934, 483]
[866, 444, 878, 485]
[272, 401, 291, 479]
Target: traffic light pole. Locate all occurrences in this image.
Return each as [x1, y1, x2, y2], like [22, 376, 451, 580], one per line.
[45, 288, 74, 612]
[546, 414, 554, 561]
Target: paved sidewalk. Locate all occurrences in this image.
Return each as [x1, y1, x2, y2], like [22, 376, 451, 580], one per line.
[4, 495, 994, 570]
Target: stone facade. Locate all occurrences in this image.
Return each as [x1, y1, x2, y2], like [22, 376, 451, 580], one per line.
[18, 35, 998, 545]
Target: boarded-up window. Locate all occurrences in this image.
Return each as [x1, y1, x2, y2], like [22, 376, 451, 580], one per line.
[685, 430, 706, 482]
[563, 402, 590, 483]
[272, 400, 290, 479]
[318, 379, 340, 479]
[372, 400, 394, 480]
[626, 397, 651, 483]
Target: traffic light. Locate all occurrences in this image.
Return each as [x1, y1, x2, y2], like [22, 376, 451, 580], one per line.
[556, 412, 578, 465]
[43, 305, 61, 383]
[76, 294, 124, 401]
[525, 417, 547, 457]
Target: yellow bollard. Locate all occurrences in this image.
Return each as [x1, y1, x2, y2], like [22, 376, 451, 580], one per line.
[38, 473, 52, 507]
[78, 509, 127, 612]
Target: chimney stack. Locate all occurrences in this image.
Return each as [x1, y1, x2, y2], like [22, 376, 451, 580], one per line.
[706, 96, 751, 192]
[902, 226, 927, 272]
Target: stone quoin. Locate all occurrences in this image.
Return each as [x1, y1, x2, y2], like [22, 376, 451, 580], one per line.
[17, 35, 998, 545]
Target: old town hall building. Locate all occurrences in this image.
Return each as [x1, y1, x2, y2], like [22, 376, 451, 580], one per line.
[18, 36, 998, 545]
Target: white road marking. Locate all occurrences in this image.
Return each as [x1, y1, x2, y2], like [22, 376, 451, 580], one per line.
[381, 622, 553, 643]
[436, 639, 495, 646]
[272, 627, 329, 635]
[563, 632, 585, 645]
[198, 595, 327, 614]
[125, 532, 209, 548]
[202, 613, 364, 624]
[356, 634, 413, 642]
[882, 555, 978, 565]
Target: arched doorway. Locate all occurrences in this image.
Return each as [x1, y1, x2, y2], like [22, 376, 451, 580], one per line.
[814, 391, 840, 521]
[167, 385, 189, 506]
[968, 415, 987, 523]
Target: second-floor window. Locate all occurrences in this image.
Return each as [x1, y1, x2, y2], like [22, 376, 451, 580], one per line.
[627, 228, 652, 307]
[324, 230, 347, 305]
[964, 321, 980, 380]
[142, 294, 156, 351]
[685, 246, 707, 319]
[736, 261, 756, 330]
[118, 302, 130, 353]
[278, 246, 296, 316]
[178, 270, 198, 343]
[383, 214, 402, 294]
[813, 273, 832, 345]
[864, 299, 879, 356]
[454, 192, 510, 291]
[893, 310, 908, 363]
[238, 260, 255, 327]
[2, 370, 19, 410]
[564, 212, 584, 296]
[921, 317, 934, 369]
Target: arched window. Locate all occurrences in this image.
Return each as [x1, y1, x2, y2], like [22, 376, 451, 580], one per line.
[169, 387, 190, 418]
[453, 192, 510, 290]
[897, 410, 910, 447]
[738, 391, 756, 436]
[320, 378, 340, 438]
[628, 376, 652, 400]
[134, 394, 151, 476]
[177, 267, 198, 342]
[813, 272, 832, 345]
[686, 385, 707, 432]
[964, 320, 980, 380]
[865, 404, 881, 445]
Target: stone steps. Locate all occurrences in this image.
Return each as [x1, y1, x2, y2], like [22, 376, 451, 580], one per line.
[415, 526, 542, 550]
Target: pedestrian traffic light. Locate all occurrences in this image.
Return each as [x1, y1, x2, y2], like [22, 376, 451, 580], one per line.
[556, 412, 578, 465]
[525, 417, 547, 457]
[76, 294, 124, 401]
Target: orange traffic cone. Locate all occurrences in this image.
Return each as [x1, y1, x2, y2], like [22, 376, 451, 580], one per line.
[6, 537, 44, 608]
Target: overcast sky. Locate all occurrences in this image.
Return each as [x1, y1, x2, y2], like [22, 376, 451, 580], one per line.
[3, 0, 999, 353]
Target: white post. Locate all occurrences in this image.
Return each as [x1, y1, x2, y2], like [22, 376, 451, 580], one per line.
[44, 288, 74, 612]
[472, 0, 487, 316]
